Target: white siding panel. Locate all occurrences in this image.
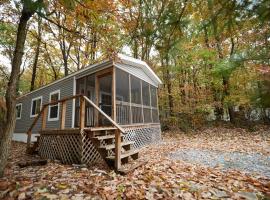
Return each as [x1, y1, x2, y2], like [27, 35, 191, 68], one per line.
[115, 63, 158, 87]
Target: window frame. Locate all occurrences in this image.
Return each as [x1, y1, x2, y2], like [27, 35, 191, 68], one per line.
[48, 90, 60, 121]
[16, 103, 22, 120]
[30, 96, 43, 118]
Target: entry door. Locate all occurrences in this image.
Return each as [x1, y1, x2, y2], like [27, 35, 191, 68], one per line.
[96, 70, 113, 126]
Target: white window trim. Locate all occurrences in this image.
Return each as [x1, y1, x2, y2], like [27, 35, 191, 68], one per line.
[30, 96, 43, 118]
[48, 90, 60, 121]
[16, 103, 22, 119]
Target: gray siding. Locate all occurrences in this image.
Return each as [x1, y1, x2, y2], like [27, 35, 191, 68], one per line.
[15, 76, 74, 134]
[14, 59, 159, 134]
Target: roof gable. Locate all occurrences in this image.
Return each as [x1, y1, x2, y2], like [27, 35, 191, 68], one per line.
[116, 54, 162, 85]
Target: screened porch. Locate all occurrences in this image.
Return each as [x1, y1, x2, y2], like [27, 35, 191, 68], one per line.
[74, 67, 159, 127]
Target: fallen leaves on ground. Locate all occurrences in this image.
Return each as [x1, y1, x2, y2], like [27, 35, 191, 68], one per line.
[0, 126, 270, 199]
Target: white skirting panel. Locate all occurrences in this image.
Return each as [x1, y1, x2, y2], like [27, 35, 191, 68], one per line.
[13, 133, 39, 143]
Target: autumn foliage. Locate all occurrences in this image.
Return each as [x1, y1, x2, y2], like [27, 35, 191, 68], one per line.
[0, 0, 269, 130]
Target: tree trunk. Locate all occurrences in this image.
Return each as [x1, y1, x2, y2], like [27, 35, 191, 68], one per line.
[30, 17, 42, 91]
[0, 3, 34, 177]
[165, 57, 174, 116]
[63, 55, 68, 76]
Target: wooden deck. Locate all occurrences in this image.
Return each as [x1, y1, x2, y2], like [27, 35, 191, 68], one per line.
[26, 95, 140, 171]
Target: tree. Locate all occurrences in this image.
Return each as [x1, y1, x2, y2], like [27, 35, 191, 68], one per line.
[0, 0, 44, 177]
[30, 16, 42, 91]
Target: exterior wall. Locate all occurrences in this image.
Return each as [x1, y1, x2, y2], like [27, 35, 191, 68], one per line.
[14, 61, 114, 136]
[14, 76, 75, 134]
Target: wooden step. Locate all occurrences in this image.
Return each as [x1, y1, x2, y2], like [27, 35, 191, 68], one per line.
[86, 126, 117, 132]
[93, 134, 122, 141]
[106, 149, 139, 161]
[99, 141, 134, 150]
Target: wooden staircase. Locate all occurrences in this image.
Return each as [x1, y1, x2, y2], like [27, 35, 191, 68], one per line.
[85, 127, 139, 169]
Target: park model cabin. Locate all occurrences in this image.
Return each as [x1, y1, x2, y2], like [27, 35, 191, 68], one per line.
[14, 54, 162, 170]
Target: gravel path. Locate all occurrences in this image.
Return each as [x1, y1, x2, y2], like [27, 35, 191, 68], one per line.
[169, 149, 270, 178]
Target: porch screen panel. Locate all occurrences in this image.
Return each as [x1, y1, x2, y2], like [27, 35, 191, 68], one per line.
[116, 69, 130, 124]
[75, 77, 85, 127]
[75, 74, 96, 127]
[85, 74, 95, 126]
[142, 81, 150, 106]
[142, 81, 151, 123]
[131, 75, 143, 123]
[150, 86, 159, 123]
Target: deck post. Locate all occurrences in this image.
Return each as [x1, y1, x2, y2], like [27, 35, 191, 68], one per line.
[115, 129, 121, 170]
[112, 66, 116, 121]
[95, 75, 99, 126]
[60, 101, 67, 129]
[80, 96, 86, 129]
[26, 131, 32, 149]
[41, 106, 48, 130]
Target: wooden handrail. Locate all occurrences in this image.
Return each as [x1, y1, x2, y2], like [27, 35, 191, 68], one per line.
[43, 94, 82, 106]
[83, 96, 125, 133]
[26, 105, 47, 149]
[26, 95, 83, 151]
[83, 95, 124, 170]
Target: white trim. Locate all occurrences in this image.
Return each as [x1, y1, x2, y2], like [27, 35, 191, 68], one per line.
[16, 55, 161, 101]
[117, 53, 162, 84]
[48, 90, 60, 121]
[114, 63, 159, 87]
[17, 60, 112, 100]
[30, 96, 42, 118]
[16, 103, 22, 119]
[72, 76, 76, 128]
[75, 63, 112, 80]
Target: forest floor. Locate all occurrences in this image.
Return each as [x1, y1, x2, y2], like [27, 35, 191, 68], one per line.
[0, 126, 270, 200]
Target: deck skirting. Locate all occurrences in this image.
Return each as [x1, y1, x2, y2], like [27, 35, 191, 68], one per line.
[38, 124, 161, 165]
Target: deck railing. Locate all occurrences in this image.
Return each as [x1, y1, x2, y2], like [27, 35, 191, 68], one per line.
[26, 94, 82, 150]
[26, 94, 124, 170]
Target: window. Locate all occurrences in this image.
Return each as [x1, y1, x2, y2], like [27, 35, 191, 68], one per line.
[31, 96, 42, 117]
[48, 90, 60, 121]
[16, 103, 22, 119]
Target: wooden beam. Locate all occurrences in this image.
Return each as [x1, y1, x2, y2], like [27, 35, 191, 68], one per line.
[149, 84, 153, 123]
[140, 80, 144, 123]
[114, 129, 121, 171]
[112, 66, 116, 121]
[60, 101, 67, 129]
[129, 74, 132, 124]
[95, 74, 99, 126]
[80, 97, 86, 129]
[41, 106, 48, 130]
[95, 67, 113, 77]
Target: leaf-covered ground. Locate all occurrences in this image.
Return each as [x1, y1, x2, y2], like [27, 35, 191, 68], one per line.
[0, 127, 270, 199]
